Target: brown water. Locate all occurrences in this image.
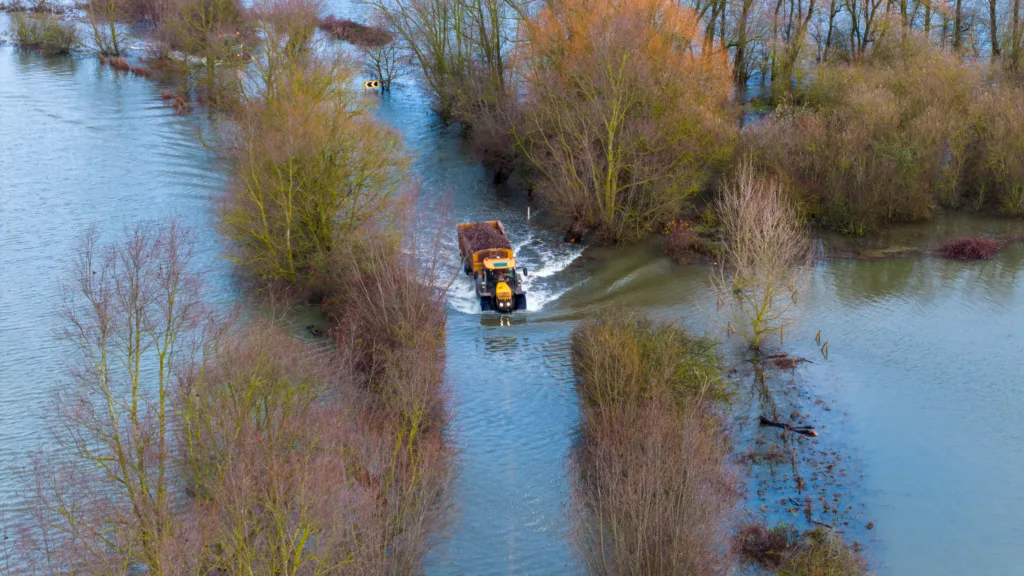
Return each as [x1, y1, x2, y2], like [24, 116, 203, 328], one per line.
[4, 26, 1024, 575]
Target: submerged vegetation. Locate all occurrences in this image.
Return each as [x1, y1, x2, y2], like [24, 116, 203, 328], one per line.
[940, 236, 1004, 260]
[737, 522, 869, 576]
[318, 15, 392, 47]
[10, 13, 79, 54]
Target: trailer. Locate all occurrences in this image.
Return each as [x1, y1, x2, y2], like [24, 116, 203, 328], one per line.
[457, 221, 528, 312]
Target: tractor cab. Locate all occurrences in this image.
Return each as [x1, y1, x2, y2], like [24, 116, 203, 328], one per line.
[477, 257, 527, 312]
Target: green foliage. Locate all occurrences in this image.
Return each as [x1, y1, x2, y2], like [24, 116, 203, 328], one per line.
[571, 309, 726, 410]
[11, 13, 80, 54]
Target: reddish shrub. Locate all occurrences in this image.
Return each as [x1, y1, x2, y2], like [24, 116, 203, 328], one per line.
[171, 94, 190, 115]
[318, 16, 392, 47]
[940, 237, 1002, 260]
[107, 56, 131, 71]
[665, 219, 700, 264]
[736, 521, 799, 569]
[129, 65, 152, 78]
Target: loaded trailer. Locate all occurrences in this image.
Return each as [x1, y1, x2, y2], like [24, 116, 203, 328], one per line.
[457, 221, 528, 312]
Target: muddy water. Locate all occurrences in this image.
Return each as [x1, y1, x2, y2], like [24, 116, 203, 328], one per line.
[4, 19, 1024, 575]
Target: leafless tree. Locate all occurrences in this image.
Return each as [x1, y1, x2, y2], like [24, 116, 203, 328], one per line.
[19, 221, 212, 573]
[569, 310, 737, 575]
[360, 24, 404, 92]
[713, 161, 810, 350]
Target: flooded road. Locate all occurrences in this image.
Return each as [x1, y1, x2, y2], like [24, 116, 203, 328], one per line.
[3, 22, 1024, 575]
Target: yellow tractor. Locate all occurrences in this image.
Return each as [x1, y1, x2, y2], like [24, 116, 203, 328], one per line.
[458, 221, 528, 312]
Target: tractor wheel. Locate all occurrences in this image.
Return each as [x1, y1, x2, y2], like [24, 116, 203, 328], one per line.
[464, 259, 472, 275]
[514, 294, 527, 311]
[480, 298, 493, 312]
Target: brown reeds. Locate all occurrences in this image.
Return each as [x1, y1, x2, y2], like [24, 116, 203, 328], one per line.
[318, 15, 392, 47]
[940, 237, 1003, 260]
[570, 309, 736, 575]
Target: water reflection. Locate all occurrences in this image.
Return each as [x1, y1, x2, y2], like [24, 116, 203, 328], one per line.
[828, 244, 1024, 308]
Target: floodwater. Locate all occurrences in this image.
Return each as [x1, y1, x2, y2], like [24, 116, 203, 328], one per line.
[0, 41, 236, 513]
[3, 18, 1024, 576]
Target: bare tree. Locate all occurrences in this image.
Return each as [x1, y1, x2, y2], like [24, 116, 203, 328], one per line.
[360, 15, 404, 92]
[512, 0, 735, 242]
[20, 221, 211, 573]
[364, 0, 525, 119]
[713, 161, 810, 350]
[86, 0, 129, 55]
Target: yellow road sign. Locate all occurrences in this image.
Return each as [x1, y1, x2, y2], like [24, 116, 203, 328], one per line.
[362, 80, 380, 89]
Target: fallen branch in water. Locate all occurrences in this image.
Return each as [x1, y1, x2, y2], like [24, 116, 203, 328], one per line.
[759, 416, 818, 437]
[766, 353, 812, 369]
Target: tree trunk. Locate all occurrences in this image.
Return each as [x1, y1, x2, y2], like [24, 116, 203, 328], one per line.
[824, 0, 838, 60]
[734, 0, 752, 84]
[989, 0, 1001, 56]
[954, 0, 963, 51]
[924, 1, 932, 37]
[1012, 0, 1023, 69]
